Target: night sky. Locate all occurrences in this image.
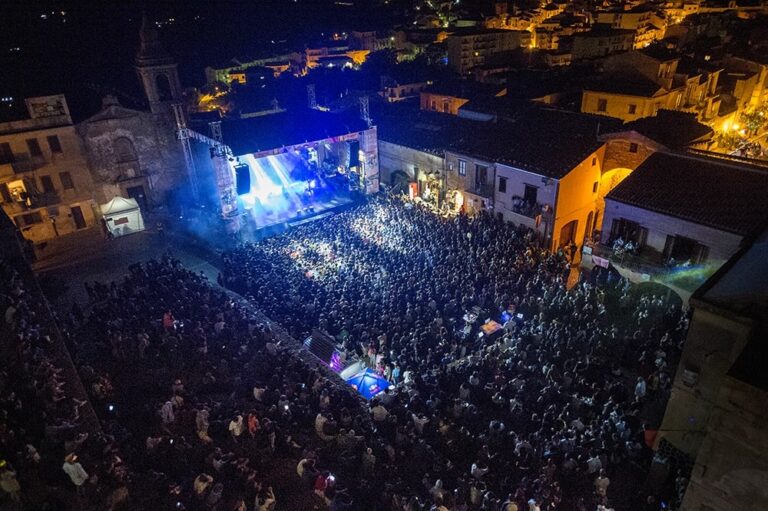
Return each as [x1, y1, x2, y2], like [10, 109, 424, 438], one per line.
[0, 0, 408, 120]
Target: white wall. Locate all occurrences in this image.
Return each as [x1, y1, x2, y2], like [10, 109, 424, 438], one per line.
[601, 199, 744, 263]
[495, 163, 557, 227]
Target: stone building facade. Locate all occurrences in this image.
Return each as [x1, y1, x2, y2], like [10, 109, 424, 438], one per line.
[656, 229, 768, 511]
[76, 15, 188, 208]
[0, 95, 98, 243]
[77, 97, 186, 208]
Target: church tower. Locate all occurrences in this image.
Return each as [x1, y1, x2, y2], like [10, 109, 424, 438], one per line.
[135, 14, 182, 114]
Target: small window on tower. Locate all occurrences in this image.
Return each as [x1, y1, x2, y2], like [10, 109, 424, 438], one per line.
[155, 73, 173, 101]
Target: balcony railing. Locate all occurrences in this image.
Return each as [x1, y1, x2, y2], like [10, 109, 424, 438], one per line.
[587, 242, 666, 276]
[509, 196, 542, 219]
[469, 183, 494, 198]
[29, 191, 61, 208]
[11, 153, 48, 173]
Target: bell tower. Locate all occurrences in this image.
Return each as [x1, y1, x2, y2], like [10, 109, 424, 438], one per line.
[135, 14, 182, 114]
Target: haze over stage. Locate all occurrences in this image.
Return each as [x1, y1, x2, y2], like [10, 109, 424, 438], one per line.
[220, 108, 370, 156]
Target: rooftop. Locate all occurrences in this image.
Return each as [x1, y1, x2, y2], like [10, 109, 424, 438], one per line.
[608, 110, 713, 149]
[696, 227, 768, 390]
[220, 109, 369, 156]
[606, 152, 768, 236]
[423, 79, 505, 99]
[374, 102, 460, 155]
[450, 108, 621, 178]
[376, 103, 621, 178]
[584, 73, 665, 97]
[574, 26, 636, 38]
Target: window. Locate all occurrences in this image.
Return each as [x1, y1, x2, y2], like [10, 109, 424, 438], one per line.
[458, 159, 467, 176]
[523, 184, 538, 205]
[592, 181, 598, 193]
[597, 98, 607, 112]
[610, 218, 647, 247]
[0, 183, 11, 202]
[15, 211, 43, 227]
[498, 176, 507, 194]
[591, 156, 597, 166]
[59, 171, 74, 190]
[629, 143, 639, 153]
[26, 138, 42, 157]
[155, 73, 173, 101]
[443, 101, 450, 113]
[40, 175, 55, 193]
[628, 104, 637, 115]
[0, 142, 13, 164]
[47, 135, 62, 153]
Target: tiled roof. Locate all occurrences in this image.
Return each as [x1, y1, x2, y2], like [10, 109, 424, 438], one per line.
[610, 110, 713, 148]
[376, 103, 621, 178]
[374, 104, 460, 155]
[584, 73, 665, 97]
[221, 109, 369, 155]
[606, 152, 768, 236]
[448, 108, 621, 178]
[423, 80, 505, 99]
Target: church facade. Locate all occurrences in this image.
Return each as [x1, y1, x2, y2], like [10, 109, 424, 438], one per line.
[77, 15, 189, 208]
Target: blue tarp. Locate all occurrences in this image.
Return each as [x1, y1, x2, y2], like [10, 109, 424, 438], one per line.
[344, 369, 389, 400]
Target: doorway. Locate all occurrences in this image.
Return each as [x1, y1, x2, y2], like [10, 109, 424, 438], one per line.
[127, 185, 148, 212]
[71, 206, 86, 229]
[559, 220, 578, 246]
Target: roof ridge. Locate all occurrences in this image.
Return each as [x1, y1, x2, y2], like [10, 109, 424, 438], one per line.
[671, 149, 768, 174]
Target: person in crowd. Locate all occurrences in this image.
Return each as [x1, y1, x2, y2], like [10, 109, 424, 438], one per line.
[0, 194, 689, 510]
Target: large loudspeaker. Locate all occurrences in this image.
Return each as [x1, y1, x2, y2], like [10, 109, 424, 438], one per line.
[234, 163, 251, 195]
[348, 140, 360, 167]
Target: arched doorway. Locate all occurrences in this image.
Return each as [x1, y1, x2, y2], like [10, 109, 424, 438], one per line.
[560, 219, 578, 246]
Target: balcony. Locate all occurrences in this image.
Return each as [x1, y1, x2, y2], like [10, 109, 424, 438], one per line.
[468, 183, 494, 198]
[10, 152, 48, 173]
[29, 191, 61, 208]
[510, 196, 543, 219]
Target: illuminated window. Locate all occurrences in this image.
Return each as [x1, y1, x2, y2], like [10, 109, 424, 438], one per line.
[458, 159, 467, 176]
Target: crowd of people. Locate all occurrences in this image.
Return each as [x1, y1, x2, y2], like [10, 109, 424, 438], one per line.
[0, 255, 101, 509]
[1, 195, 690, 510]
[219, 196, 689, 510]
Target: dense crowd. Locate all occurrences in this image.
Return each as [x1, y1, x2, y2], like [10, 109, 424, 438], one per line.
[1, 195, 689, 511]
[0, 257, 101, 510]
[220, 196, 689, 510]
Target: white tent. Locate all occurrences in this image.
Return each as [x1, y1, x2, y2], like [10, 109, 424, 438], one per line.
[100, 196, 145, 237]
